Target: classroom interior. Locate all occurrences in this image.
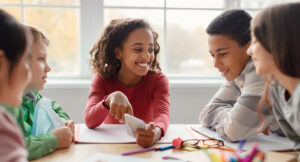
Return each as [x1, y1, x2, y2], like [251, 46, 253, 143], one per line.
[1, 0, 299, 161]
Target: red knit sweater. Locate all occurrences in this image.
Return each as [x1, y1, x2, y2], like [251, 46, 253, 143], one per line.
[84, 72, 170, 136]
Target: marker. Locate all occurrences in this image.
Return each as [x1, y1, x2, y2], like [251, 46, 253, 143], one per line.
[243, 143, 259, 162]
[122, 147, 156, 156]
[238, 140, 246, 152]
[157, 145, 174, 151]
[122, 145, 174, 156]
[162, 156, 181, 160]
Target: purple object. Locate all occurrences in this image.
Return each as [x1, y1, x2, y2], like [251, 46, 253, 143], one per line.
[122, 145, 174, 156]
[243, 143, 259, 162]
[122, 147, 156, 156]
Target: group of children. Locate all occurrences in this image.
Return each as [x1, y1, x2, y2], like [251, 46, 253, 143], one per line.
[199, 1, 300, 160]
[0, 1, 299, 161]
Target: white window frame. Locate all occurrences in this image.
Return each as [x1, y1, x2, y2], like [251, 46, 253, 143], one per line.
[1, 0, 274, 87]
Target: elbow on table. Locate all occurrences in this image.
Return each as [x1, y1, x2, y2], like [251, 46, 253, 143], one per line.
[222, 127, 256, 142]
[84, 115, 97, 129]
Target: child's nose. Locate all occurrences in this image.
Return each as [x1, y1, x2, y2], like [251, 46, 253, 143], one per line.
[247, 46, 252, 56]
[213, 57, 222, 68]
[45, 63, 51, 72]
[142, 51, 150, 59]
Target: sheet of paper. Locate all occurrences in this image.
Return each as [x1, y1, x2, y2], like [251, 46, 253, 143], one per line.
[190, 126, 294, 151]
[75, 124, 196, 144]
[75, 124, 135, 143]
[85, 152, 185, 162]
[164, 150, 211, 162]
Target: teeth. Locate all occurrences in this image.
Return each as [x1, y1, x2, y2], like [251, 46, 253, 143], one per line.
[220, 71, 227, 76]
[137, 63, 148, 67]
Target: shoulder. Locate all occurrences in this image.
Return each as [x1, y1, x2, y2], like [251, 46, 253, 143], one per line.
[0, 107, 17, 129]
[90, 73, 116, 91]
[243, 60, 264, 83]
[143, 72, 169, 91]
[91, 73, 107, 86]
[91, 73, 114, 84]
[146, 72, 169, 83]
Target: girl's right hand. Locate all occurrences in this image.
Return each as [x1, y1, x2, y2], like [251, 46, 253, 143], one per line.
[105, 91, 133, 123]
[50, 126, 73, 149]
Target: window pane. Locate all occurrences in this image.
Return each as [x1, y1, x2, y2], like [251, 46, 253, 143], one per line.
[241, 0, 282, 9]
[24, 0, 79, 6]
[1, 7, 21, 21]
[0, 0, 20, 3]
[104, 9, 163, 32]
[166, 10, 221, 76]
[247, 10, 259, 17]
[167, 0, 224, 8]
[104, 0, 164, 7]
[25, 8, 80, 76]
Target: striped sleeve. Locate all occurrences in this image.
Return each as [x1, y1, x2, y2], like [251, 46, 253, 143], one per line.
[199, 61, 274, 142]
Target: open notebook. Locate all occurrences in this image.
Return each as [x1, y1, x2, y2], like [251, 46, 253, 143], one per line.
[75, 124, 197, 144]
[190, 126, 294, 151]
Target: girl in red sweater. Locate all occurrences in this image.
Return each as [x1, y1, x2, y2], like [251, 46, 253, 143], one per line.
[85, 19, 170, 147]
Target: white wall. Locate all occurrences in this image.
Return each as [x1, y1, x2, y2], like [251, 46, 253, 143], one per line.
[41, 82, 220, 124]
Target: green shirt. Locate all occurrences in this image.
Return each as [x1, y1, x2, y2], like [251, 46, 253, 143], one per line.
[2, 91, 70, 160]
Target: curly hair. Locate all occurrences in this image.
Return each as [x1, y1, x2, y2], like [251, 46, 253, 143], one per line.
[90, 18, 161, 79]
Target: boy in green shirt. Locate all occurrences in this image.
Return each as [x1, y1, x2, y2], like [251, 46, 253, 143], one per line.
[3, 25, 74, 160]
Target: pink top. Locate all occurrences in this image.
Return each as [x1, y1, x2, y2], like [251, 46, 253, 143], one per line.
[84, 72, 170, 136]
[0, 107, 27, 162]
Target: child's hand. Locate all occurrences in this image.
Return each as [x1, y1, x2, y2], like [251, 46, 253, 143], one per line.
[136, 122, 162, 148]
[50, 126, 73, 149]
[262, 125, 270, 136]
[105, 91, 133, 123]
[65, 120, 75, 140]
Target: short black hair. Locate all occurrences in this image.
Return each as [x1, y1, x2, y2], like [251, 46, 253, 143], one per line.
[206, 9, 252, 46]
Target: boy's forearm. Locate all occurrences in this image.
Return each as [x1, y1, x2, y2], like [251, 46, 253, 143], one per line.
[26, 133, 58, 160]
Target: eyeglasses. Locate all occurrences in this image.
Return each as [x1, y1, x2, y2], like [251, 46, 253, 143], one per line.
[181, 139, 224, 149]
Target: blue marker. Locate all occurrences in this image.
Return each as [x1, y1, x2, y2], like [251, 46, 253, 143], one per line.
[157, 145, 174, 151]
[238, 139, 246, 151]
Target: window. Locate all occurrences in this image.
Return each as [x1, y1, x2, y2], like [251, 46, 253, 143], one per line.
[0, 0, 80, 77]
[0, 0, 294, 79]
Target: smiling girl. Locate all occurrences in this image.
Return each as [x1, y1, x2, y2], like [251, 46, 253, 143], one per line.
[85, 19, 170, 147]
[247, 2, 300, 159]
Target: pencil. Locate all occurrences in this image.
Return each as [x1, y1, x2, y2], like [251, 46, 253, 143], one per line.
[215, 147, 236, 152]
[122, 147, 156, 156]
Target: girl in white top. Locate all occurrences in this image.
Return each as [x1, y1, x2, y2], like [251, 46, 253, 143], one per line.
[247, 2, 300, 159]
[0, 9, 32, 162]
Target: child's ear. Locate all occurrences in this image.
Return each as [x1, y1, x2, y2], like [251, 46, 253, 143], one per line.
[114, 47, 121, 59]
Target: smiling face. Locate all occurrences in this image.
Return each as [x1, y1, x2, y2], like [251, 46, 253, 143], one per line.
[116, 27, 155, 81]
[27, 40, 51, 91]
[208, 34, 250, 81]
[247, 34, 278, 75]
